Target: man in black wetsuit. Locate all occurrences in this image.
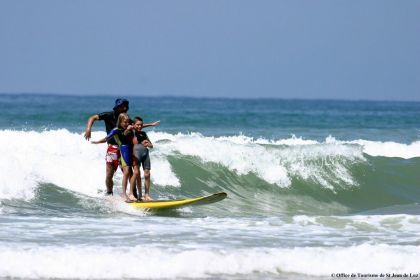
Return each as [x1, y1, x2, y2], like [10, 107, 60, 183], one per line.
[84, 98, 159, 195]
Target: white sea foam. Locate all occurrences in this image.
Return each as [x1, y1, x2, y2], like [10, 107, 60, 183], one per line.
[0, 129, 103, 200]
[0, 129, 181, 201]
[0, 244, 419, 278]
[320, 136, 420, 159]
[350, 139, 420, 159]
[292, 214, 420, 233]
[152, 132, 420, 158]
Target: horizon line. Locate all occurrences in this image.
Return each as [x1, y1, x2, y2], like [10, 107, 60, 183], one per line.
[0, 92, 419, 103]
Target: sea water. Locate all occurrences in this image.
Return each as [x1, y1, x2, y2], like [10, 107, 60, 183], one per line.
[0, 94, 419, 279]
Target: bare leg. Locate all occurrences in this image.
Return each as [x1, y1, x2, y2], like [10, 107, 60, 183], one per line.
[136, 171, 143, 200]
[128, 167, 137, 199]
[105, 164, 116, 194]
[143, 169, 152, 201]
[121, 166, 130, 201]
[128, 167, 138, 201]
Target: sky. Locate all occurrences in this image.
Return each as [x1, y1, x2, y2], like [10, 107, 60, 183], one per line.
[0, 0, 419, 101]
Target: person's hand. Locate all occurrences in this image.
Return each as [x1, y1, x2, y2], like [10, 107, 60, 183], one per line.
[84, 129, 91, 140]
[151, 120, 160, 126]
[127, 125, 133, 130]
[142, 140, 150, 147]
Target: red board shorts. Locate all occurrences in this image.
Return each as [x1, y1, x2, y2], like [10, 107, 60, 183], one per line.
[105, 144, 120, 170]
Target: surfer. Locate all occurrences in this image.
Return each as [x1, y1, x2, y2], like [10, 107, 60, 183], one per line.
[91, 113, 136, 201]
[83, 98, 159, 195]
[131, 116, 154, 201]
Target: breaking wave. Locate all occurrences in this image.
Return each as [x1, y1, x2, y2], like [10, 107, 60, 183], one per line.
[0, 129, 419, 215]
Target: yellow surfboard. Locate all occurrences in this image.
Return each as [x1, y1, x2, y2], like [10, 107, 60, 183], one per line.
[130, 192, 227, 209]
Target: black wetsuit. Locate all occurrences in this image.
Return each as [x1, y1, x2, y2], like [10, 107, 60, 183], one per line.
[133, 131, 151, 170]
[134, 131, 149, 144]
[98, 111, 119, 145]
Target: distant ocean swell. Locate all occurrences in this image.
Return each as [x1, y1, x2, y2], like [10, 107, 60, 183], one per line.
[1, 129, 419, 215]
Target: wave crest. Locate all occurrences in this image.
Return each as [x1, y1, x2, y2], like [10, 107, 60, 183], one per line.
[0, 130, 418, 204]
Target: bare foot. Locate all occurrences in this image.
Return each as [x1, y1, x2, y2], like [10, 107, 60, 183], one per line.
[143, 194, 153, 201]
[121, 194, 129, 201]
[127, 194, 137, 202]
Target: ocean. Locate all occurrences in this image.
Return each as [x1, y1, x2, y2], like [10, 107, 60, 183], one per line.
[0, 94, 419, 279]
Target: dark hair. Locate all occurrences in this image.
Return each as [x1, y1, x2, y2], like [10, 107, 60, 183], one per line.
[134, 116, 143, 122]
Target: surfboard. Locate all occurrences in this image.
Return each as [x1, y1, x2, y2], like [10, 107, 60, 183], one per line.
[129, 192, 227, 209]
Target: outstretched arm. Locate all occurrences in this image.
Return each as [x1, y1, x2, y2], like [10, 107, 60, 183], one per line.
[91, 138, 107, 144]
[92, 128, 118, 144]
[143, 120, 160, 129]
[84, 114, 99, 140]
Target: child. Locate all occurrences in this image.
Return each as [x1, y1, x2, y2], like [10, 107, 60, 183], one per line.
[130, 116, 154, 201]
[92, 113, 136, 201]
